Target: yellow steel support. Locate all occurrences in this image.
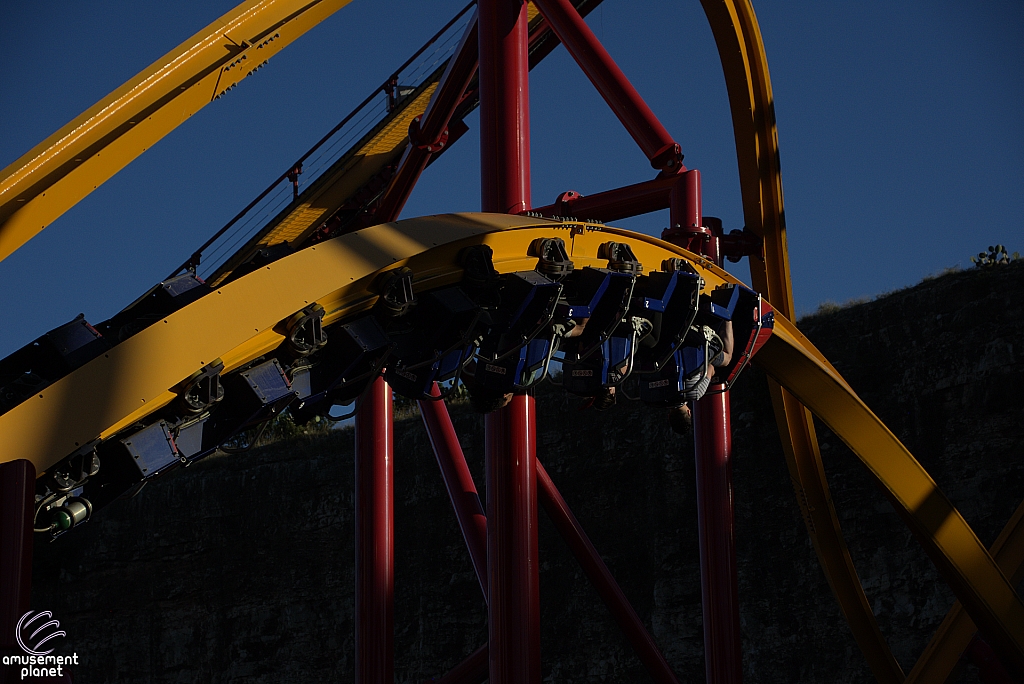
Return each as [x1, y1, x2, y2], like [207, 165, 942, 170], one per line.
[0, 0, 356, 264]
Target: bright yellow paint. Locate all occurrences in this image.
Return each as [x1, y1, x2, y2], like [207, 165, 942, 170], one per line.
[0, 0, 357, 264]
[1, 213, 1020, 671]
[0, 215, 763, 476]
[905, 501, 1024, 683]
[0, 213, 538, 472]
[756, 315, 1024, 671]
[700, 1, 901, 678]
[1, 0, 1017, 674]
[207, 81, 442, 286]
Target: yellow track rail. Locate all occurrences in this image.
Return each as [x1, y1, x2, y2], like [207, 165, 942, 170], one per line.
[703, 2, 1024, 676]
[757, 314, 1024, 673]
[905, 500, 1024, 682]
[702, 1, 904, 678]
[3, 0, 1020, 674]
[0, 214, 1020, 671]
[0, 0, 547, 279]
[0, 0, 356, 264]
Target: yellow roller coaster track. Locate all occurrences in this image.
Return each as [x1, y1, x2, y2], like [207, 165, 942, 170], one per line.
[1, 0, 1021, 678]
[1, 214, 1022, 675]
[0, 0, 358, 264]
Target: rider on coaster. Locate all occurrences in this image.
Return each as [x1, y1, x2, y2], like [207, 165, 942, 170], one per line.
[666, 318, 733, 435]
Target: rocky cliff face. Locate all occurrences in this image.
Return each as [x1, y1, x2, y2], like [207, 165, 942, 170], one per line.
[31, 262, 1023, 682]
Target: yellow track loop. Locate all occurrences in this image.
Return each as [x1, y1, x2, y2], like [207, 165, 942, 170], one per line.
[699, 0, 1024, 674]
[906, 501, 1024, 683]
[0, 0, 356, 264]
[757, 318, 1024, 672]
[700, 1, 904, 678]
[1, 0, 1016, 671]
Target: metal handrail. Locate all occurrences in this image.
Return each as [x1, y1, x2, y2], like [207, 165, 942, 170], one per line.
[168, 0, 477, 279]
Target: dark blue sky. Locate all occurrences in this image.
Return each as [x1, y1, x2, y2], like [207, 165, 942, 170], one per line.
[1, 0, 1021, 357]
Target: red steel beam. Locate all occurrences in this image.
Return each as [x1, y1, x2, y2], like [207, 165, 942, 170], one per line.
[0, 460, 34, 684]
[479, 0, 532, 215]
[531, 0, 682, 172]
[693, 389, 743, 684]
[355, 376, 395, 684]
[480, 0, 540, 681]
[352, 5, 574, 226]
[376, 13, 480, 222]
[413, 12, 480, 151]
[416, 393, 678, 683]
[484, 395, 541, 683]
[664, 170, 742, 683]
[435, 456, 683, 683]
[528, 175, 677, 223]
[417, 384, 489, 599]
[417, 386, 489, 684]
[416, 387, 488, 684]
[536, 460, 682, 684]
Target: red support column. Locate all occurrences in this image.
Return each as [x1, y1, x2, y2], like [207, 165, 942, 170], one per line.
[693, 390, 742, 683]
[664, 169, 742, 683]
[479, 1, 540, 682]
[0, 460, 34, 684]
[418, 384, 489, 599]
[485, 395, 541, 683]
[479, 0, 531, 215]
[355, 376, 394, 684]
[665, 169, 711, 254]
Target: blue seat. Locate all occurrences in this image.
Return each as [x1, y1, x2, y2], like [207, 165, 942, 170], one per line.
[388, 344, 474, 399]
[473, 271, 563, 392]
[386, 286, 480, 399]
[562, 334, 634, 396]
[633, 269, 703, 374]
[558, 267, 636, 361]
[638, 345, 711, 406]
